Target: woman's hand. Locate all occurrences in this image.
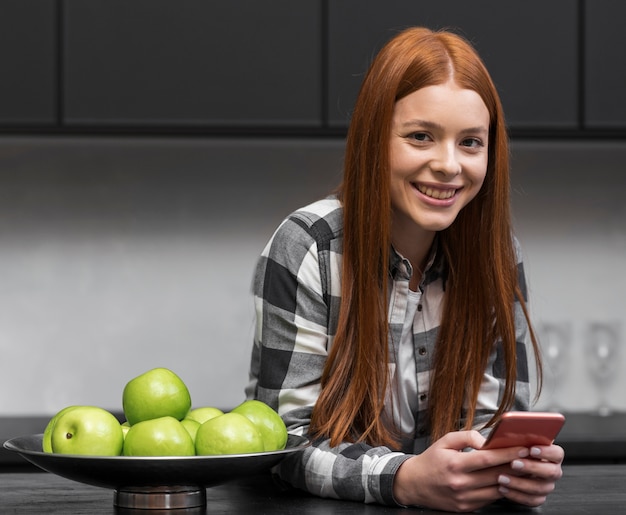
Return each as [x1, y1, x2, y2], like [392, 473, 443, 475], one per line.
[495, 442, 564, 507]
[392, 430, 547, 512]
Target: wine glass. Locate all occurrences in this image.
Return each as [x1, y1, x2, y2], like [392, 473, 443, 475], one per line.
[538, 321, 572, 411]
[585, 321, 620, 416]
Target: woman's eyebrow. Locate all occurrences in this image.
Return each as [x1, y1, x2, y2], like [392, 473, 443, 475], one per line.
[399, 119, 488, 135]
[398, 119, 441, 130]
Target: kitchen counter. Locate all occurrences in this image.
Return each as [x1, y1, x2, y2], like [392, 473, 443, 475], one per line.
[1, 464, 625, 514]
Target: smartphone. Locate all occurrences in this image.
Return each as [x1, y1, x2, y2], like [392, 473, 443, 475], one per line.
[481, 411, 565, 450]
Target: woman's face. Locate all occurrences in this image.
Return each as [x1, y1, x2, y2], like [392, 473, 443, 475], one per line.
[389, 80, 490, 242]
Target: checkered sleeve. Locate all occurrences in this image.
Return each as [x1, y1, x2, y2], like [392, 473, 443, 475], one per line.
[247, 206, 334, 423]
[245, 198, 410, 505]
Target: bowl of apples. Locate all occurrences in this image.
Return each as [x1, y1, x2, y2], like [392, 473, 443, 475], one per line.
[3, 368, 309, 510]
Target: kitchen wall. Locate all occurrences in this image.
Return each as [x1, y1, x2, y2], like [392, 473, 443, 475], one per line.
[0, 136, 624, 417]
[510, 141, 626, 413]
[0, 136, 344, 414]
[0, 1, 625, 418]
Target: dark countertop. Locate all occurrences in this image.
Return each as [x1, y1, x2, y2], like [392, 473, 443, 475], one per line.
[1, 464, 625, 514]
[552, 412, 626, 462]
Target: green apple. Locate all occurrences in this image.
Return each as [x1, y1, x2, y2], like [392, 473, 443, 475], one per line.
[122, 368, 191, 425]
[231, 400, 288, 451]
[185, 406, 224, 425]
[123, 416, 195, 456]
[180, 418, 200, 443]
[121, 421, 131, 439]
[195, 413, 264, 455]
[43, 405, 79, 453]
[50, 406, 124, 456]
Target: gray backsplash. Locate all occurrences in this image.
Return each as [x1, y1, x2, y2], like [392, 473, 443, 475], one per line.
[0, 136, 623, 417]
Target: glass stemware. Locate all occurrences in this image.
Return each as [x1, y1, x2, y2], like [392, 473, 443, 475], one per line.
[538, 321, 572, 411]
[585, 321, 621, 416]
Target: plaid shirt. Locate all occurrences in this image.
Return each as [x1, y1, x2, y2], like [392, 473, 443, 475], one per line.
[246, 196, 531, 506]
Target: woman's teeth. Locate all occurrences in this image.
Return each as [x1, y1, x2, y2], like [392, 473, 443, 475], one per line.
[418, 185, 456, 200]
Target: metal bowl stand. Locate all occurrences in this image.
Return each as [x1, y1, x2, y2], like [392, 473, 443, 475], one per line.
[114, 485, 206, 510]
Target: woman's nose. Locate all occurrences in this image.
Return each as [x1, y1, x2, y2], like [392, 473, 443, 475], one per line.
[432, 143, 461, 176]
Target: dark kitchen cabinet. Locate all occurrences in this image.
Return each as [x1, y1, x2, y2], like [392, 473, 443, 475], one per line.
[327, 0, 578, 130]
[62, 0, 322, 128]
[584, 0, 626, 128]
[2, 0, 625, 135]
[0, 0, 57, 125]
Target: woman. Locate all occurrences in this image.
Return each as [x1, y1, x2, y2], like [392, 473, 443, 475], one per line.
[245, 27, 563, 511]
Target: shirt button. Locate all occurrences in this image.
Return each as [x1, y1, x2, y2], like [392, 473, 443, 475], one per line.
[417, 304, 423, 312]
[420, 393, 427, 402]
[418, 346, 427, 356]
[417, 427, 426, 436]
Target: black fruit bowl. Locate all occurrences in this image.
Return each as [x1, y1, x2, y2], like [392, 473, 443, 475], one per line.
[4, 433, 309, 510]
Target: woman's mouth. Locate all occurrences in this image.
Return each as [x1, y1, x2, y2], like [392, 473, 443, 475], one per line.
[417, 184, 457, 200]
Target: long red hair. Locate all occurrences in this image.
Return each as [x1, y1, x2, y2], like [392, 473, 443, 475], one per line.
[310, 27, 542, 447]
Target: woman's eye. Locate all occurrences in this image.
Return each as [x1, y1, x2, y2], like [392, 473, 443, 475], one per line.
[461, 137, 483, 148]
[409, 132, 431, 142]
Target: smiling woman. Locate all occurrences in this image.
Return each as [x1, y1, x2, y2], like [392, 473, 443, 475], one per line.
[388, 81, 490, 275]
[245, 26, 563, 512]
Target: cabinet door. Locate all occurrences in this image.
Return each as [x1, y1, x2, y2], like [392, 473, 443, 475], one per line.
[63, 0, 322, 128]
[327, 0, 578, 130]
[584, 0, 626, 128]
[0, 0, 56, 125]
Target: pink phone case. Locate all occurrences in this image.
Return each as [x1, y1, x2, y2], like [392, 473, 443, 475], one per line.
[481, 411, 565, 449]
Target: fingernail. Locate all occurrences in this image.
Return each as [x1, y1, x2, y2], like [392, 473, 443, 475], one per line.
[498, 474, 511, 485]
[499, 486, 510, 494]
[511, 460, 524, 470]
[530, 447, 541, 457]
[518, 448, 530, 458]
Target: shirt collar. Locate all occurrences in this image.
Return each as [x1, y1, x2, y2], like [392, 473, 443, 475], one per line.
[389, 236, 445, 286]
